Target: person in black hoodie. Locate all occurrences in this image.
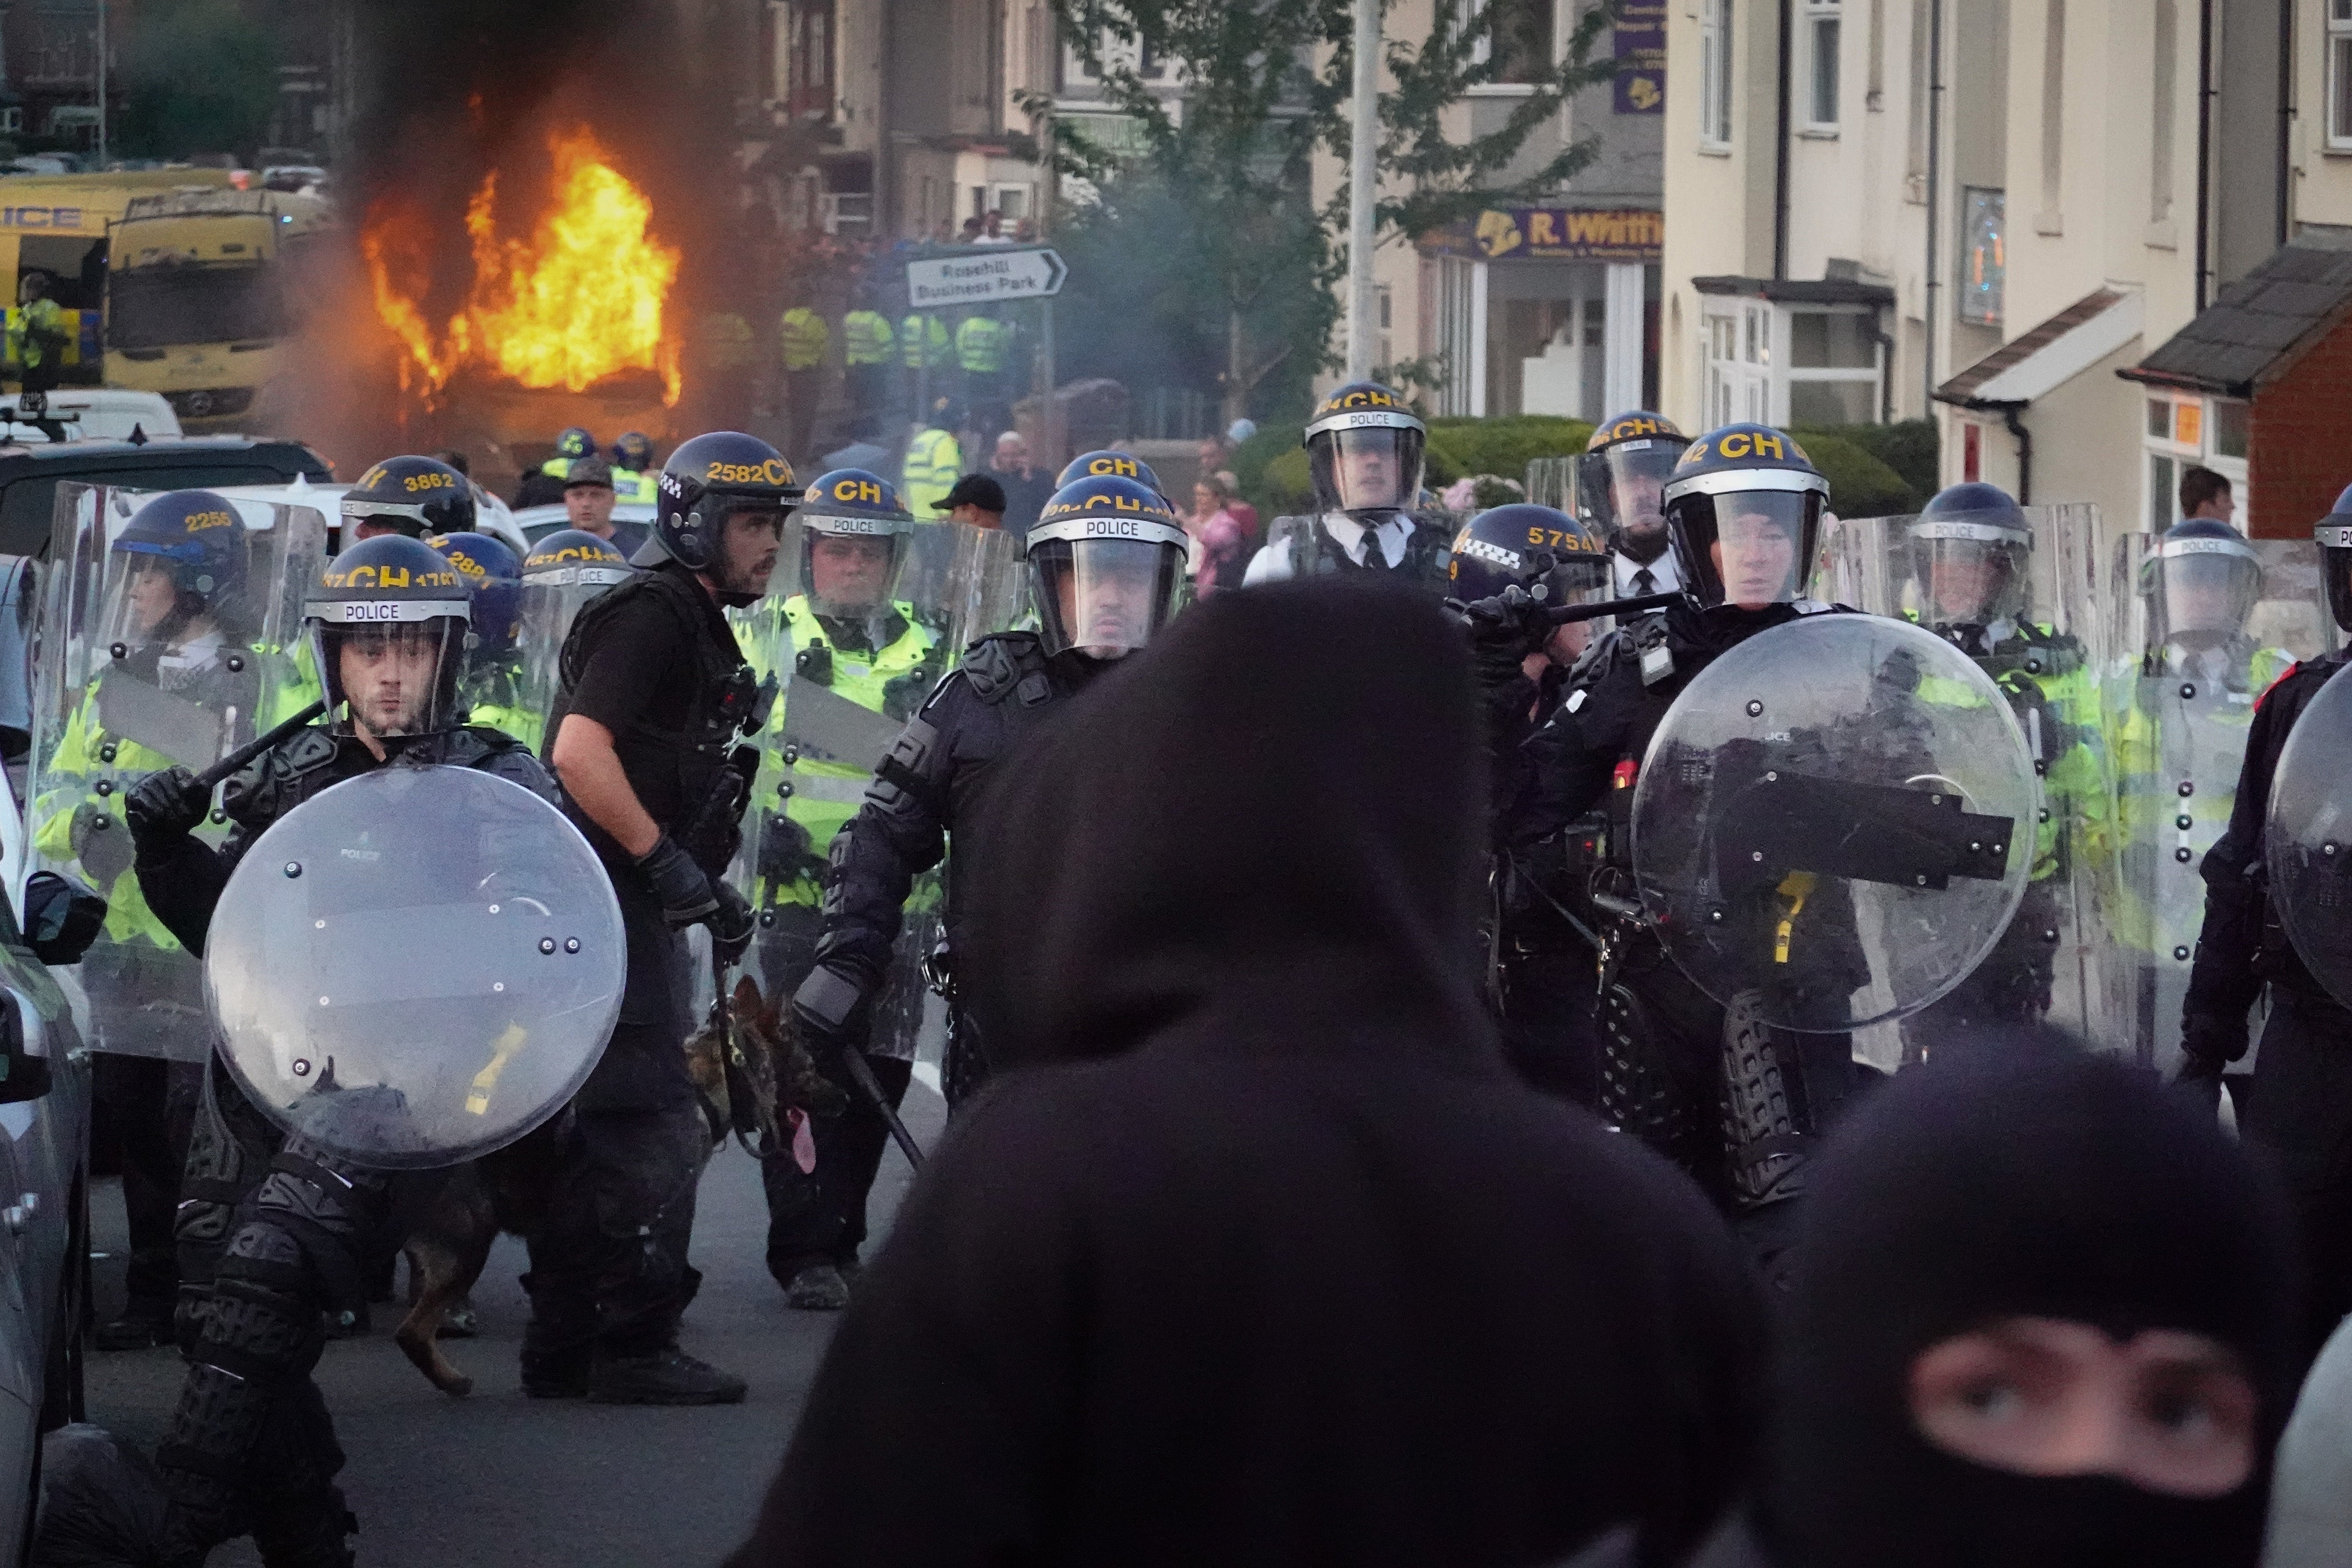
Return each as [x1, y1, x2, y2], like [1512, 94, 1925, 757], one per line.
[722, 576, 1765, 1568]
[1573, 1048, 2303, 1568]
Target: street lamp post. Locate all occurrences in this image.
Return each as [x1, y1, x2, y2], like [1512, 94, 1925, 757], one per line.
[94, 0, 107, 168]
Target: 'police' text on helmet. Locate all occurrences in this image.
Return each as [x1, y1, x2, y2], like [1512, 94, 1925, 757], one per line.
[1305, 380, 1428, 523]
[1661, 424, 1830, 611]
[303, 534, 472, 739]
[1026, 475, 1191, 658]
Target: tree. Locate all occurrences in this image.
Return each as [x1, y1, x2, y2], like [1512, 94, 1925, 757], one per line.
[1029, 0, 1622, 426]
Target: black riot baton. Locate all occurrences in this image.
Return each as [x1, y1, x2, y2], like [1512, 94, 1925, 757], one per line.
[193, 700, 329, 789]
[1539, 590, 1685, 625]
[838, 1041, 925, 1169]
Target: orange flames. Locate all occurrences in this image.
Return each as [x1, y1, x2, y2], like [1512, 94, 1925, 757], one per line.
[362, 125, 682, 409]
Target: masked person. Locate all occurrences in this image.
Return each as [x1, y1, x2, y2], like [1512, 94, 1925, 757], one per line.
[121, 533, 558, 1568]
[725, 577, 1765, 1568]
[1895, 484, 2102, 1053]
[1244, 380, 1454, 589]
[33, 491, 262, 1350]
[1478, 424, 1859, 1278]
[789, 472, 1188, 1120]
[534, 431, 795, 1404]
[339, 453, 476, 542]
[2179, 486, 2352, 1351]
[427, 531, 528, 738]
[2117, 517, 2298, 1071]
[1450, 504, 1614, 1106]
[1577, 411, 1692, 599]
[1577, 1048, 2299, 1568]
[748, 469, 948, 1311]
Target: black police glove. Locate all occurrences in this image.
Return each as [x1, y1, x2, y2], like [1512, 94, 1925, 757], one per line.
[636, 832, 720, 927]
[709, 883, 754, 969]
[2172, 1044, 2227, 1114]
[2179, 1009, 2248, 1073]
[791, 960, 873, 1050]
[125, 766, 212, 851]
[1454, 587, 1548, 692]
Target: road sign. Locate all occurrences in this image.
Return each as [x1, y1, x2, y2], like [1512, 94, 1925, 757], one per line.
[905, 246, 1068, 309]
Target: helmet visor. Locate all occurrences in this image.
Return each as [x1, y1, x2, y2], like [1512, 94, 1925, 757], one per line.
[2328, 539, 2352, 637]
[1034, 538, 1186, 657]
[2154, 549, 2261, 637]
[311, 619, 465, 738]
[1577, 439, 1683, 546]
[1671, 489, 1822, 609]
[1313, 426, 1426, 516]
[1917, 534, 2029, 627]
[799, 526, 909, 619]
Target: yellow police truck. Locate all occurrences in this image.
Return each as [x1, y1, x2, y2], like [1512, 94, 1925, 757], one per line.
[102, 185, 333, 431]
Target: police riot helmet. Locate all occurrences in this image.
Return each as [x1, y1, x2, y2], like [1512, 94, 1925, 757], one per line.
[554, 426, 596, 462]
[1661, 423, 1829, 611]
[796, 468, 915, 619]
[1448, 504, 1611, 609]
[648, 430, 801, 574]
[611, 431, 654, 472]
[521, 529, 632, 587]
[1056, 449, 1164, 495]
[1575, 411, 1689, 555]
[303, 534, 471, 738]
[1026, 475, 1190, 659]
[339, 455, 476, 539]
[2142, 516, 2263, 644]
[2317, 484, 2352, 634]
[1913, 481, 2033, 630]
[1305, 380, 1426, 522]
[107, 489, 251, 646]
[428, 531, 523, 663]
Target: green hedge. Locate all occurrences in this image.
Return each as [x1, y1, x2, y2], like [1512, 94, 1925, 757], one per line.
[1427, 416, 1593, 487]
[1792, 419, 1939, 514]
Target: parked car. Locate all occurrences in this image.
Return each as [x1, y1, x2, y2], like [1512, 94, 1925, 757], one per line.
[0, 394, 181, 447]
[209, 477, 530, 562]
[510, 500, 654, 551]
[0, 434, 330, 559]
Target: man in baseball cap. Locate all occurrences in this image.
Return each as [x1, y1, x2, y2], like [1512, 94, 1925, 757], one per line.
[937, 473, 1006, 531]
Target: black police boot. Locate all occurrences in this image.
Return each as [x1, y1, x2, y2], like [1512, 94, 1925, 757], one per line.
[520, 1354, 591, 1399]
[93, 1295, 174, 1351]
[783, 1262, 850, 1311]
[586, 1347, 748, 1405]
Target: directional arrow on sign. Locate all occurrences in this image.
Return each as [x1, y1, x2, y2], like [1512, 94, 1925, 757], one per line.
[905, 246, 1068, 309]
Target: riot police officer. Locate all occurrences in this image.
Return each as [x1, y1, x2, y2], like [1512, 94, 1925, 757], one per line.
[2181, 483, 2352, 1348]
[122, 533, 556, 1568]
[1482, 424, 1858, 1272]
[1057, 449, 1166, 496]
[534, 430, 795, 1403]
[339, 453, 477, 541]
[1576, 410, 1691, 598]
[1451, 504, 1614, 1105]
[426, 531, 528, 738]
[791, 472, 1189, 1123]
[1895, 482, 2101, 1048]
[1244, 380, 1455, 589]
[748, 469, 947, 1310]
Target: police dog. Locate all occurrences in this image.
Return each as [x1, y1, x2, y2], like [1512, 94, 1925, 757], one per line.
[392, 975, 838, 1395]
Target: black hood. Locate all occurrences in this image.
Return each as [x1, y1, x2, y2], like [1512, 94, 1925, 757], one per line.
[960, 574, 1494, 1075]
[1768, 1049, 2304, 1568]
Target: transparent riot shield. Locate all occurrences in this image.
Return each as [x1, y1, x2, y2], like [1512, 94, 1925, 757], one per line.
[1261, 513, 1458, 592]
[2267, 661, 2352, 1011]
[28, 482, 327, 1060]
[1630, 615, 2038, 1033]
[507, 541, 635, 754]
[1816, 505, 2121, 1049]
[204, 766, 622, 1169]
[720, 517, 1024, 1056]
[2102, 534, 2335, 1070]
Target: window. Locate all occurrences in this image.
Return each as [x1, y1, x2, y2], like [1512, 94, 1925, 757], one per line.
[1959, 187, 2005, 325]
[2150, 0, 2176, 220]
[1805, 0, 1842, 128]
[2330, 0, 2352, 149]
[1702, 298, 1883, 426]
[1701, 0, 1734, 147]
[2142, 392, 2246, 529]
[1703, 299, 1776, 427]
[1465, 0, 1557, 86]
[787, 1, 834, 119]
[1786, 307, 1880, 424]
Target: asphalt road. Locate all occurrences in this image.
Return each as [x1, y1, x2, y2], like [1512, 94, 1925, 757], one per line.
[80, 1077, 950, 1568]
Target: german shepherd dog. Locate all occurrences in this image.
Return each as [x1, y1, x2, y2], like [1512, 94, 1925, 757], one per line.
[392, 976, 842, 1395]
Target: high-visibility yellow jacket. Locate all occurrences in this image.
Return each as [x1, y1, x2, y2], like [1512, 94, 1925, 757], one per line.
[779, 306, 830, 371]
[842, 310, 895, 367]
[899, 314, 953, 370]
[955, 315, 1006, 374]
[900, 427, 962, 513]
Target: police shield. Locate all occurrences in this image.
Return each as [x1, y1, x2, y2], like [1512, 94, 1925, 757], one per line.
[1816, 504, 2121, 1046]
[2102, 532, 2335, 1069]
[1630, 615, 2038, 1033]
[2266, 661, 2352, 1010]
[204, 766, 623, 1169]
[29, 482, 327, 1060]
[507, 531, 636, 754]
[722, 516, 1022, 1056]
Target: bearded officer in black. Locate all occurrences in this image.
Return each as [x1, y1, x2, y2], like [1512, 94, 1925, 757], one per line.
[533, 431, 794, 1404]
[1478, 424, 1860, 1279]
[123, 534, 556, 1568]
[791, 473, 1190, 1144]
